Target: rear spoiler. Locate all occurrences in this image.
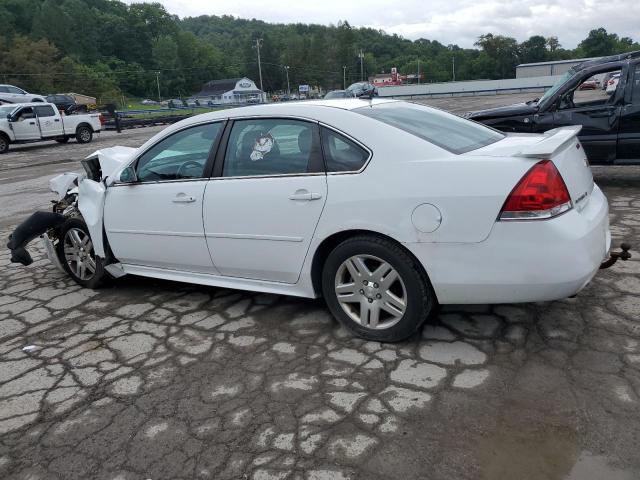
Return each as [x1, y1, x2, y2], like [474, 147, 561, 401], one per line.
[516, 125, 582, 158]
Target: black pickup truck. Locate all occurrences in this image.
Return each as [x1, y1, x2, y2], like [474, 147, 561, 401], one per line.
[467, 51, 640, 165]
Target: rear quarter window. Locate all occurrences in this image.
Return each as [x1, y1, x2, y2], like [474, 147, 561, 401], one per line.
[355, 102, 504, 154]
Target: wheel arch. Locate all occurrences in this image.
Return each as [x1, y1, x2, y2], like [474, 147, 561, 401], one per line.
[76, 122, 94, 133]
[310, 229, 434, 299]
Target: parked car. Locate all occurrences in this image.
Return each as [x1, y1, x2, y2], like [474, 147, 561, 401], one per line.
[324, 90, 356, 99]
[578, 78, 598, 90]
[605, 73, 620, 95]
[45, 94, 88, 114]
[467, 50, 640, 164]
[0, 84, 46, 104]
[8, 99, 627, 342]
[0, 102, 102, 153]
[141, 99, 157, 105]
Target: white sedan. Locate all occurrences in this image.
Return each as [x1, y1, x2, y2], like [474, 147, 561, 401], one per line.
[9, 99, 614, 342]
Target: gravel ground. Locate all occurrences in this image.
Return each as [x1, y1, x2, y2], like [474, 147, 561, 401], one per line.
[0, 97, 639, 480]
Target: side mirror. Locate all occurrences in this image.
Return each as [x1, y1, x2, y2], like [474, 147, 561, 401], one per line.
[117, 166, 137, 184]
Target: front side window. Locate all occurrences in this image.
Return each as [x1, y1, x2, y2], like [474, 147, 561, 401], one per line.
[355, 102, 504, 154]
[559, 68, 622, 109]
[136, 122, 222, 182]
[321, 127, 369, 172]
[35, 105, 56, 117]
[223, 118, 322, 177]
[15, 107, 35, 121]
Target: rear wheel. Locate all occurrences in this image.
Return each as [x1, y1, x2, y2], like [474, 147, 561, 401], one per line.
[322, 235, 436, 342]
[56, 218, 106, 288]
[0, 134, 9, 154]
[76, 126, 93, 143]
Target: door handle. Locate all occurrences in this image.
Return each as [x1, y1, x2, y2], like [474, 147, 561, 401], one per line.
[172, 194, 196, 203]
[289, 190, 322, 201]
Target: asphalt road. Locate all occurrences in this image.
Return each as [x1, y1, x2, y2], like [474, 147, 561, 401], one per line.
[1, 97, 639, 480]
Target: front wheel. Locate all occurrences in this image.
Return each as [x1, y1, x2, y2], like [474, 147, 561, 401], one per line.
[322, 235, 436, 342]
[76, 126, 93, 143]
[56, 218, 106, 288]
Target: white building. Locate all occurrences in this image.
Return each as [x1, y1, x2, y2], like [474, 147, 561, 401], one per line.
[516, 57, 599, 78]
[191, 77, 265, 105]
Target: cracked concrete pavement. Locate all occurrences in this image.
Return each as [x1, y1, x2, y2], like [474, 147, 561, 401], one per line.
[1, 97, 639, 479]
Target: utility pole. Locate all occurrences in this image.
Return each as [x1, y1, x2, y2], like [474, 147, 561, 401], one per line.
[343, 66, 347, 89]
[284, 65, 290, 96]
[155, 71, 161, 102]
[254, 38, 264, 92]
[452, 56, 456, 82]
[358, 50, 364, 82]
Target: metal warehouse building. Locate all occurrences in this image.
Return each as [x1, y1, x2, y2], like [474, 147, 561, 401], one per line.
[516, 57, 599, 78]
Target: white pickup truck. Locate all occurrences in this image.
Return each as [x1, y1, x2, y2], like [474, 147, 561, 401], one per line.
[0, 102, 102, 154]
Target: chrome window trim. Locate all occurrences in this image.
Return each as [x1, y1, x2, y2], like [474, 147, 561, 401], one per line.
[318, 122, 373, 175]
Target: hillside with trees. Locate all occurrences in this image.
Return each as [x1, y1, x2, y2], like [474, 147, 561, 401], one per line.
[0, 0, 638, 103]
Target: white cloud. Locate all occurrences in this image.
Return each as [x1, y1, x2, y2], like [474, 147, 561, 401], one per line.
[129, 0, 640, 48]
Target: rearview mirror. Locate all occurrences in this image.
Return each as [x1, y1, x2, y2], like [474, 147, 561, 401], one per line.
[117, 166, 137, 184]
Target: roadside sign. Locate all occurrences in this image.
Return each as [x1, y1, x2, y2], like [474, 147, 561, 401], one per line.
[298, 85, 310, 93]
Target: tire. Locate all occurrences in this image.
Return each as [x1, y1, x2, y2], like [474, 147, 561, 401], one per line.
[76, 125, 93, 143]
[0, 134, 9, 154]
[56, 217, 106, 289]
[321, 235, 436, 342]
[31, 98, 44, 102]
[56, 137, 70, 144]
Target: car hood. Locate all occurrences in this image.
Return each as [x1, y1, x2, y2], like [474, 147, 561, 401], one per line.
[83, 146, 137, 183]
[468, 102, 537, 119]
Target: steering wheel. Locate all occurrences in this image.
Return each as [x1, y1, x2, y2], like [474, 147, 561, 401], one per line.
[176, 160, 202, 178]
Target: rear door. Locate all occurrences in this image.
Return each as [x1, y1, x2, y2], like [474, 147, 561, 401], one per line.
[203, 117, 327, 283]
[617, 62, 640, 162]
[35, 104, 63, 137]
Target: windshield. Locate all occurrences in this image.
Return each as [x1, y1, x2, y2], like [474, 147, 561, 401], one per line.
[0, 105, 16, 117]
[539, 71, 575, 103]
[355, 102, 504, 154]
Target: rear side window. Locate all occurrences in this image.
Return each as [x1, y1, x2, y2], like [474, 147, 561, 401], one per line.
[355, 102, 504, 154]
[223, 119, 322, 177]
[35, 105, 56, 117]
[321, 127, 369, 172]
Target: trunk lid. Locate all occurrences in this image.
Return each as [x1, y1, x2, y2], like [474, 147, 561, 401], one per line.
[470, 127, 594, 210]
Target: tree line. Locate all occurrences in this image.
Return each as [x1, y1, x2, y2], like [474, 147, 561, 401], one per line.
[1, 0, 638, 103]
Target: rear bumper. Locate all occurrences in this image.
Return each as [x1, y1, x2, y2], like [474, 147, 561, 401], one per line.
[406, 184, 610, 304]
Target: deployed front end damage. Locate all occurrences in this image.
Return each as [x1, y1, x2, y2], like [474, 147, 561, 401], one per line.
[6, 146, 136, 275]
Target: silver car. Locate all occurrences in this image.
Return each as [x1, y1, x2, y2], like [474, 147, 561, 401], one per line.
[0, 84, 46, 104]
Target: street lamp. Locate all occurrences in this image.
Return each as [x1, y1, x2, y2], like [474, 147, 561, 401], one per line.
[284, 66, 290, 96]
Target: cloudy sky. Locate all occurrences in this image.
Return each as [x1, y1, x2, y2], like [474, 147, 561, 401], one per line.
[136, 0, 640, 48]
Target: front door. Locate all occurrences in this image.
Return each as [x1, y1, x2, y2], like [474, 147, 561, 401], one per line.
[104, 121, 224, 273]
[35, 104, 64, 137]
[203, 118, 327, 283]
[552, 67, 624, 163]
[11, 107, 40, 140]
[618, 63, 640, 162]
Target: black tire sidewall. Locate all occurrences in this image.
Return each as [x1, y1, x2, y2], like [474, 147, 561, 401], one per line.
[76, 127, 92, 143]
[56, 217, 105, 288]
[322, 236, 434, 342]
[0, 135, 8, 154]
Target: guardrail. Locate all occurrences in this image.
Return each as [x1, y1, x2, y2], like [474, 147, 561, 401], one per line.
[102, 104, 240, 130]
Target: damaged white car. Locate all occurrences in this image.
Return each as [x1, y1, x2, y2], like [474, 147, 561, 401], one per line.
[8, 99, 631, 342]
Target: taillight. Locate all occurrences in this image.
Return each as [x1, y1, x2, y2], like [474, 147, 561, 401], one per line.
[99, 113, 105, 126]
[499, 160, 572, 220]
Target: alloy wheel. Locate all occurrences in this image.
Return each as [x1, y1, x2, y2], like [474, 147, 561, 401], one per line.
[63, 227, 96, 280]
[334, 254, 407, 329]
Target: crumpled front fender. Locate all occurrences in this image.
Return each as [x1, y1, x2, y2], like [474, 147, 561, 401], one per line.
[78, 179, 107, 258]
